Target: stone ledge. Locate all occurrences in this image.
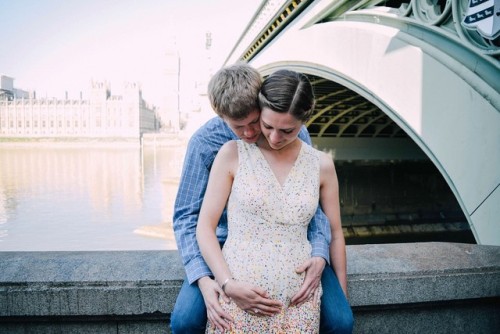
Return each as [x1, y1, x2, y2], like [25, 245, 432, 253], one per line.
[346, 242, 500, 306]
[0, 250, 183, 317]
[1, 243, 499, 333]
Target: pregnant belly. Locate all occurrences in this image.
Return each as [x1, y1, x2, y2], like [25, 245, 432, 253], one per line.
[222, 240, 311, 302]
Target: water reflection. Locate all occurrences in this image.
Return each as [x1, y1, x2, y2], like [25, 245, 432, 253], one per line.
[0, 143, 185, 251]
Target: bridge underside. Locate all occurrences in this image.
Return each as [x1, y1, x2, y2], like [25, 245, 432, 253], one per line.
[226, 0, 500, 245]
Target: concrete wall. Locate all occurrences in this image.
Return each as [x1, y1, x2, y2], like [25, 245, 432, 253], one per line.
[1, 243, 499, 333]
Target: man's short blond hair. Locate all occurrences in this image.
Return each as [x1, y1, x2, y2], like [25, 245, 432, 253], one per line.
[208, 62, 262, 120]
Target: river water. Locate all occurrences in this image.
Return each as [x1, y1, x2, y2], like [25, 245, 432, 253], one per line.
[0, 143, 185, 251]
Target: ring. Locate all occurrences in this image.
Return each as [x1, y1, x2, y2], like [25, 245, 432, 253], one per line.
[254, 309, 259, 314]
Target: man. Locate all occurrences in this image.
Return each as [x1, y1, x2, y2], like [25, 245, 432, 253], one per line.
[171, 62, 353, 333]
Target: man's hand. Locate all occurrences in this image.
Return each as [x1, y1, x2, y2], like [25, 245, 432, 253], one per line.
[198, 276, 233, 331]
[225, 279, 282, 316]
[290, 257, 326, 306]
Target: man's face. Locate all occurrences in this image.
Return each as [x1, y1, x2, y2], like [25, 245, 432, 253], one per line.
[260, 107, 302, 150]
[223, 109, 261, 144]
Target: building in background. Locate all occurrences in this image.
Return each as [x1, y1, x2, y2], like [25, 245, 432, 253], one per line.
[161, 40, 181, 132]
[0, 75, 159, 140]
[0, 75, 29, 101]
[181, 31, 217, 135]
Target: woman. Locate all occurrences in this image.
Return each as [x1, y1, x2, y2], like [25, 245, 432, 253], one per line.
[197, 69, 347, 333]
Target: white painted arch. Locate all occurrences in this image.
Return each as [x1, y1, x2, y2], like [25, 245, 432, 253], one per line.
[249, 20, 500, 245]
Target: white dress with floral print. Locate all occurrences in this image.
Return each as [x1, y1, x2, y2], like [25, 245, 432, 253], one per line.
[206, 140, 322, 334]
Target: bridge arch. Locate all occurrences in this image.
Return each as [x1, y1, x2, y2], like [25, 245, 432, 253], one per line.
[229, 1, 500, 245]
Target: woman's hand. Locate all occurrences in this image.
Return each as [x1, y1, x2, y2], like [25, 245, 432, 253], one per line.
[198, 276, 233, 331]
[224, 279, 282, 316]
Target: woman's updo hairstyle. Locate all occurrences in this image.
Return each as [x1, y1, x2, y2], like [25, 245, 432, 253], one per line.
[258, 69, 315, 122]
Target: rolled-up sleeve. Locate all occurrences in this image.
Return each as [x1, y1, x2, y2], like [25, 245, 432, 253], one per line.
[173, 136, 213, 283]
[173, 119, 234, 284]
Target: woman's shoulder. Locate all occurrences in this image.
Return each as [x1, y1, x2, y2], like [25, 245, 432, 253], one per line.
[301, 141, 325, 160]
[213, 140, 239, 174]
[303, 143, 335, 170]
[317, 150, 337, 179]
[219, 140, 239, 157]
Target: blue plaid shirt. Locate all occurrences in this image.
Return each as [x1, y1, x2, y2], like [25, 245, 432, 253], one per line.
[173, 117, 331, 284]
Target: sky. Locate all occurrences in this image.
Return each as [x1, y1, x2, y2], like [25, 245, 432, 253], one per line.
[0, 0, 262, 108]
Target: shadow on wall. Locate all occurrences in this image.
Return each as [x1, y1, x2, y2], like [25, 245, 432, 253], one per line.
[336, 160, 475, 245]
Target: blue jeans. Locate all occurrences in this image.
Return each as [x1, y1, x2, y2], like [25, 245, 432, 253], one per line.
[170, 265, 354, 334]
[319, 266, 354, 334]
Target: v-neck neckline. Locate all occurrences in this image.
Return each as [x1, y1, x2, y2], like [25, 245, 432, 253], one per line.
[254, 141, 304, 188]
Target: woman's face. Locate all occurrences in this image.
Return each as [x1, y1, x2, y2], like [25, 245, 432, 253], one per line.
[260, 107, 302, 150]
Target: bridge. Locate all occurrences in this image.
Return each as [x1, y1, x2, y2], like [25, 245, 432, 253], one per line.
[225, 0, 500, 246]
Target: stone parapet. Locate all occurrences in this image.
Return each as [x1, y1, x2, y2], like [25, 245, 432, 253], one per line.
[1, 243, 499, 333]
[347, 242, 499, 305]
[347, 243, 500, 333]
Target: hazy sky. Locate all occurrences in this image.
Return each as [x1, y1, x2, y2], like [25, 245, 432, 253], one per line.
[0, 0, 262, 107]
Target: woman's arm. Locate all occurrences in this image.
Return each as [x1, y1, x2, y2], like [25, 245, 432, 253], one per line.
[196, 141, 282, 327]
[196, 141, 237, 330]
[197, 141, 237, 292]
[319, 153, 348, 296]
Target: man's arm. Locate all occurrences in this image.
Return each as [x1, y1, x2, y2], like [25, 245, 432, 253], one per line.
[173, 131, 236, 331]
[173, 135, 214, 284]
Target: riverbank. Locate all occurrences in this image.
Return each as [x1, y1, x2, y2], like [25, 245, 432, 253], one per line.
[0, 137, 142, 148]
[0, 133, 189, 148]
[141, 132, 188, 147]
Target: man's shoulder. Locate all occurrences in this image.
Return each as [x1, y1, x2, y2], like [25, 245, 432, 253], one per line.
[191, 117, 230, 140]
[186, 117, 235, 159]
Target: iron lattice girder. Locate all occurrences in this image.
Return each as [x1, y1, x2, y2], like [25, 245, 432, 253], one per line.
[305, 74, 403, 138]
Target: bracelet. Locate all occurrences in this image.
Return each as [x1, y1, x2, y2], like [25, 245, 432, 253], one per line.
[220, 277, 233, 293]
